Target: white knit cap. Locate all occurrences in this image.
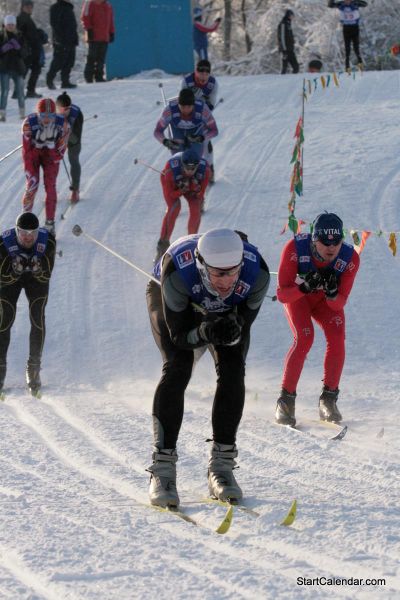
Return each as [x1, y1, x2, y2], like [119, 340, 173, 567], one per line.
[4, 15, 17, 26]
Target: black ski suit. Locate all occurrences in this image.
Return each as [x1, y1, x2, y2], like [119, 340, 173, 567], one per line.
[146, 246, 270, 450]
[0, 230, 56, 373]
[328, 0, 368, 69]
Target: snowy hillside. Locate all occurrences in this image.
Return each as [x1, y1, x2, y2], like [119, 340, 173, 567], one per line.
[0, 70, 399, 599]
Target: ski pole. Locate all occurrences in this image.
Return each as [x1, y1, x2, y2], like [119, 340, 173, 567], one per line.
[133, 158, 162, 174]
[86, 114, 98, 122]
[72, 224, 160, 284]
[62, 157, 72, 185]
[158, 82, 174, 140]
[0, 144, 22, 164]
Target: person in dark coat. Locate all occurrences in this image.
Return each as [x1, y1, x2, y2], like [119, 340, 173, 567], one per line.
[47, 0, 78, 89]
[277, 9, 299, 74]
[56, 91, 84, 203]
[17, 0, 43, 98]
[0, 15, 26, 120]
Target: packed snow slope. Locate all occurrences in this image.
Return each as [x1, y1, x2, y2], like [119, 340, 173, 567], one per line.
[0, 70, 399, 600]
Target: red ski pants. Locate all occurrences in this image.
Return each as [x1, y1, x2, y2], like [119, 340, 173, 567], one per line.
[22, 156, 60, 221]
[160, 194, 202, 241]
[282, 295, 346, 393]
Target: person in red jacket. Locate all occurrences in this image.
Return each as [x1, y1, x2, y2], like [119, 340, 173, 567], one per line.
[21, 98, 69, 235]
[81, 0, 114, 83]
[275, 212, 360, 425]
[155, 149, 210, 261]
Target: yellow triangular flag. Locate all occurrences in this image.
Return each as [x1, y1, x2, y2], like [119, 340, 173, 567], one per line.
[388, 232, 397, 256]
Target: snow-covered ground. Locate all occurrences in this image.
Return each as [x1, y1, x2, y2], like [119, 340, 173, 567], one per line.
[0, 70, 399, 599]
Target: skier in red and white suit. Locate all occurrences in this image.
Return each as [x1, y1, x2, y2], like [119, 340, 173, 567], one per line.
[21, 98, 69, 233]
[275, 212, 360, 426]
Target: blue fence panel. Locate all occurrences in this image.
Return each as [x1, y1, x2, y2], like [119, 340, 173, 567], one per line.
[106, 0, 194, 78]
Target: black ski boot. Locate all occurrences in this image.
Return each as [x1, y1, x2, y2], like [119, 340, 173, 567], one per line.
[0, 363, 6, 394]
[319, 386, 342, 422]
[26, 361, 41, 395]
[275, 389, 296, 426]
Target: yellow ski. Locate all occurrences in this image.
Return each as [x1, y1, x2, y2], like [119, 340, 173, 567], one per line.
[280, 499, 297, 526]
[215, 504, 233, 534]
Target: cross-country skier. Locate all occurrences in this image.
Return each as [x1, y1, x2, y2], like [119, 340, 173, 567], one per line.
[154, 88, 218, 159]
[146, 228, 270, 508]
[181, 59, 218, 183]
[0, 212, 56, 395]
[56, 91, 83, 204]
[275, 212, 360, 427]
[155, 149, 210, 261]
[21, 98, 69, 235]
[328, 0, 368, 71]
[192, 6, 221, 61]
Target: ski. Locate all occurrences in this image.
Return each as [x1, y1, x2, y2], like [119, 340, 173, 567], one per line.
[280, 499, 297, 526]
[275, 420, 347, 441]
[149, 501, 233, 534]
[195, 497, 260, 518]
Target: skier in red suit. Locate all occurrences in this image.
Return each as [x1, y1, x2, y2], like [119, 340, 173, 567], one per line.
[21, 98, 69, 235]
[275, 212, 360, 425]
[155, 149, 210, 261]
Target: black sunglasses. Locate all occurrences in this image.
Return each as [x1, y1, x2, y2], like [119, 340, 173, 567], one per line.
[197, 67, 210, 73]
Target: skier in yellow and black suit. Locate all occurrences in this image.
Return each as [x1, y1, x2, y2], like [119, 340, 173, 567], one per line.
[0, 212, 56, 394]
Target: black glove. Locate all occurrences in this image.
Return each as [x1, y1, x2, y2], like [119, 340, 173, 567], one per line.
[299, 271, 323, 294]
[11, 255, 29, 275]
[177, 179, 190, 192]
[186, 134, 205, 144]
[87, 29, 94, 41]
[163, 138, 180, 151]
[28, 255, 42, 275]
[109, 32, 114, 43]
[215, 17, 222, 23]
[323, 272, 338, 300]
[198, 314, 242, 346]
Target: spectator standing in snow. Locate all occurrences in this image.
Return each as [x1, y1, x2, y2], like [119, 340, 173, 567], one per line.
[275, 212, 360, 427]
[146, 228, 270, 508]
[81, 0, 115, 83]
[277, 9, 299, 74]
[0, 15, 26, 122]
[46, 0, 79, 90]
[193, 6, 221, 61]
[0, 212, 56, 396]
[17, 0, 43, 98]
[181, 59, 218, 182]
[155, 150, 210, 261]
[154, 88, 218, 159]
[21, 98, 70, 236]
[328, 0, 368, 71]
[56, 91, 83, 204]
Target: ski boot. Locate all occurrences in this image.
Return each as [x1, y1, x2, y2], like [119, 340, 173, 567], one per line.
[44, 219, 56, 236]
[275, 388, 296, 426]
[147, 448, 179, 508]
[0, 110, 6, 122]
[208, 442, 242, 503]
[0, 363, 6, 399]
[154, 239, 170, 263]
[70, 189, 80, 204]
[319, 385, 342, 422]
[26, 361, 41, 396]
